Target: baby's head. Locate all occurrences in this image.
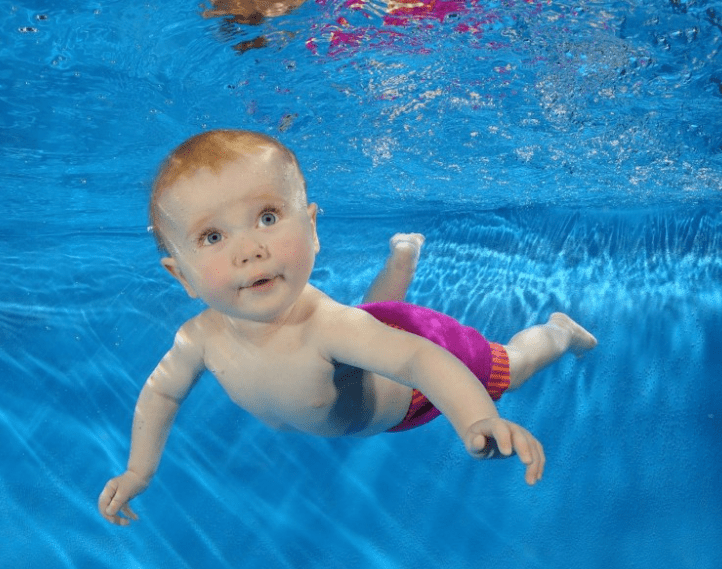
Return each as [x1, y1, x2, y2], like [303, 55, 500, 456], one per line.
[150, 129, 306, 254]
[150, 129, 320, 321]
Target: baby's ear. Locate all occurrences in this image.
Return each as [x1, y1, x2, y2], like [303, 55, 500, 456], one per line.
[307, 203, 321, 253]
[161, 257, 198, 298]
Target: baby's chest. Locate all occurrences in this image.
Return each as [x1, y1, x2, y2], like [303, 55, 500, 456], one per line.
[204, 340, 339, 415]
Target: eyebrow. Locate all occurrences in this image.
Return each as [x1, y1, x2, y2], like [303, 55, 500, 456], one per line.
[185, 212, 216, 240]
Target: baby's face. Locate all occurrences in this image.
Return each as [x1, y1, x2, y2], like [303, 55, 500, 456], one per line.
[157, 150, 319, 323]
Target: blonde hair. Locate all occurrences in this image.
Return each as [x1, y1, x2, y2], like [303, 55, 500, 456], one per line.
[149, 129, 305, 253]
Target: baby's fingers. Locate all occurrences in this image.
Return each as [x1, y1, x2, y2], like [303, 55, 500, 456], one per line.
[103, 498, 136, 526]
[489, 423, 516, 457]
[465, 419, 545, 485]
[99, 479, 136, 526]
[120, 504, 139, 523]
[508, 429, 545, 485]
[465, 420, 515, 458]
[98, 480, 118, 514]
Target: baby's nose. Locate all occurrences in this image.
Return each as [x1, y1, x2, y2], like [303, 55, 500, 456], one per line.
[234, 241, 269, 265]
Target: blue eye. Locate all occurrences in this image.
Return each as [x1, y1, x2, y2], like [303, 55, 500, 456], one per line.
[259, 211, 278, 227]
[203, 231, 222, 245]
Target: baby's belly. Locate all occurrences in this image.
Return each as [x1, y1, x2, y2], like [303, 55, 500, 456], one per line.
[216, 366, 413, 437]
[315, 365, 413, 437]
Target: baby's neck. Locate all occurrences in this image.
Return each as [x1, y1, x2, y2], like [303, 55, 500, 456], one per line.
[219, 285, 318, 344]
[220, 310, 292, 346]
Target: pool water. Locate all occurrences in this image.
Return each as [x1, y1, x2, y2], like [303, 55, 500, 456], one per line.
[2, 0, 721, 567]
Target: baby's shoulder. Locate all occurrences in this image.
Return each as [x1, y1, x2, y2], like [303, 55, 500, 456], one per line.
[306, 293, 377, 339]
[175, 309, 221, 348]
[305, 288, 357, 323]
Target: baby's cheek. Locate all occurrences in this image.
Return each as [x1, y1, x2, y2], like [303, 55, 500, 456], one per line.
[279, 234, 315, 268]
[200, 263, 233, 295]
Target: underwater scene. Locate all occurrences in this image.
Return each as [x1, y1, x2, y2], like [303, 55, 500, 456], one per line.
[2, 0, 721, 567]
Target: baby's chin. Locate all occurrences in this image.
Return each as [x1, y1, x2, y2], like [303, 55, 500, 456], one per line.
[214, 295, 299, 324]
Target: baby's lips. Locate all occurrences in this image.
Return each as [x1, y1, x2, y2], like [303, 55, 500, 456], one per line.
[242, 274, 276, 288]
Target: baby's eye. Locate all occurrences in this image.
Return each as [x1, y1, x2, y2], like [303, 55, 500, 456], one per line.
[259, 211, 279, 227]
[202, 231, 223, 245]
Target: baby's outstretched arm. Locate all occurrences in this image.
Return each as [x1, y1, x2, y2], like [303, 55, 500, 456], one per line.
[99, 324, 205, 525]
[322, 306, 545, 485]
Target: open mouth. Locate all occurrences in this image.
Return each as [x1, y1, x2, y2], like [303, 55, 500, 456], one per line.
[245, 276, 277, 290]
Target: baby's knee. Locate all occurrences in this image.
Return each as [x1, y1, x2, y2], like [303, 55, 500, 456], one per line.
[504, 345, 531, 390]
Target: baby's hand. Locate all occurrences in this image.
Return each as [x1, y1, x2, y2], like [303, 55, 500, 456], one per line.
[98, 471, 149, 525]
[464, 418, 545, 485]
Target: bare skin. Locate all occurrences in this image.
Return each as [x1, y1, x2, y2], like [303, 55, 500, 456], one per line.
[363, 233, 425, 303]
[506, 312, 598, 389]
[98, 139, 597, 526]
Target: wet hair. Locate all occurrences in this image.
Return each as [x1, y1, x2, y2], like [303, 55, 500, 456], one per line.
[149, 129, 306, 253]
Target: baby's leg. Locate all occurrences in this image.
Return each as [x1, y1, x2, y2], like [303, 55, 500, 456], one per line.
[363, 233, 425, 303]
[505, 313, 598, 390]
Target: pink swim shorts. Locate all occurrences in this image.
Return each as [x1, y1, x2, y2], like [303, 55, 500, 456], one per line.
[357, 301, 510, 433]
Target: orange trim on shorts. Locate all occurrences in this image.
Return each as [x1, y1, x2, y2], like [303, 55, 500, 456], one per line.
[486, 342, 511, 400]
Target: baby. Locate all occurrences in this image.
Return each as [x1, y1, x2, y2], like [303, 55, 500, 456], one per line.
[98, 129, 597, 526]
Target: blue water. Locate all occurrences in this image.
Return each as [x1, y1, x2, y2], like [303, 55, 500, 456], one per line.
[2, 0, 721, 567]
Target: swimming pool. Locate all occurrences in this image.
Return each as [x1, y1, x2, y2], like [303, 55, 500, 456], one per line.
[2, 0, 721, 567]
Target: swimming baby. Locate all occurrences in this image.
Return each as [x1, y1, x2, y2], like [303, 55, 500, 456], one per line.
[98, 129, 597, 525]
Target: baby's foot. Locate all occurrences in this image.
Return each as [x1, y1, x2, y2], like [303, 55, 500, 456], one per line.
[389, 233, 425, 267]
[549, 313, 598, 357]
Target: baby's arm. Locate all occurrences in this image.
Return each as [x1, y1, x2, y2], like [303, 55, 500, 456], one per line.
[322, 307, 544, 485]
[98, 322, 205, 525]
